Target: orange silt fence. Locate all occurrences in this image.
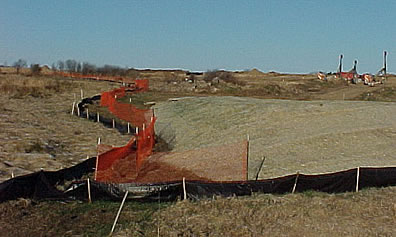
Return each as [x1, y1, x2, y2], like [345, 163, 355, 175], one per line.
[135, 79, 149, 91]
[136, 117, 156, 171]
[100, 87, 153, 128]
[95, 82, 157, 183]
[95, 138, 137, 182]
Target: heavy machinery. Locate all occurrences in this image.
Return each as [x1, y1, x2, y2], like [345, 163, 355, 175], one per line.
[317, 51, 388, 86]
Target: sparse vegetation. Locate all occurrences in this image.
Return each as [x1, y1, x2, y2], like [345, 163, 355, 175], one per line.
[13, 59, 27, 74]
[30, 64, 41, 76]
[203, 69, 246, 86]
[0, 75, 72, 98]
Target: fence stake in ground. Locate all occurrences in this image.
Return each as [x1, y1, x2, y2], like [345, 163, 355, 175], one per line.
[112, 119, 115, 128]
[110, 191, 129, 236]
[87, 178, 92, 203]
[86, 108, 89, 119]
[246, 134, 250, 181]
[80, 89, 83, 99]
[71, 102, 75, 115]
[255, 156, 266, 181]
[183, 177, 187, 200]
[356, 167, 360, 192]
[292, 172, 300, 194]
[98, 137, 101, 145]
[127, 123, 130, 133]
[97, 112, 100, 122]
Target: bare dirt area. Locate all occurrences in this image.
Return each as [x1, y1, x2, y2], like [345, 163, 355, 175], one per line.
[154, 96, 396, 179]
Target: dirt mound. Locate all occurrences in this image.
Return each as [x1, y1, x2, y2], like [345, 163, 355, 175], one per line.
[154, 96, 396, 179]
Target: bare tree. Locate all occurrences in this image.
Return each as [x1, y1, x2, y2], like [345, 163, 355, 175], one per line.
[82, 62, 96, 75]
[76, 62, 82, 73]
[13, 59, 27, 74]
[57, 60, 65, 71]
[65, 59, 77, 72]
[51, 63, 57, 71]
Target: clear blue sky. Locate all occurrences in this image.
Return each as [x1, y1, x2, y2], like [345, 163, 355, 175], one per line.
[1, 0, 395, 73]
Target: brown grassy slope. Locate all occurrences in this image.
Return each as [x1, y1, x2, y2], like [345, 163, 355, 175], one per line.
[116, 187, 396, 237]
[0, 74, 131, 182]
[0, 187, 394, 237]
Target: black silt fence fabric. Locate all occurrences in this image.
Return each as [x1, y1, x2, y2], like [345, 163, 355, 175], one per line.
[0, 157, 96, 202]
[65, 181, 183, 201]
[1, 166, 396, 202]
[359, 167, 396, 190]
[295, 169, 357, 193]
[76, 94, 134, 135]
[0, 171, 66, 201]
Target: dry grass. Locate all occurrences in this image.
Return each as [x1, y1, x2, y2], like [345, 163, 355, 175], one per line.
[0, 74, 129, 182]
[114, 186, 396, 236]
[0, 74, 72, 98]
[1, 187, 394, 236]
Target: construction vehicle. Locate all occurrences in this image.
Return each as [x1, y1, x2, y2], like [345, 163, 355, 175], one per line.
[317, 51, 388, 86]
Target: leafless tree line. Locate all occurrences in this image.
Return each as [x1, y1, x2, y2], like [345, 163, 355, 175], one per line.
[52, 59, 128, 76]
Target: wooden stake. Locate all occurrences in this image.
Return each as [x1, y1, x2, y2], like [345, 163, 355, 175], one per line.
[136, 127, 139, 134]
[87, 178, 92, 203]
[356, 167, 360, 192]
[71, 102, 75, 115]
[255, 156, 266, 181]
[246, 134, 249, 181]
[292, 172, 300, 194]
[80, 89, 83, 99]
[127, 123, 130, 134]
[86, 108, 89, 119]
[112, 119, 115, 128]
[110, 191, 129, 236]
[97, 112, 100, 122]
[183, 177, 187, 200]
[94, 155, 99, 181]
[98, 137, 101, 145]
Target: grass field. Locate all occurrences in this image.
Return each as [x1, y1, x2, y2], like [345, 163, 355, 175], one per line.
[1, 72, 396, 236]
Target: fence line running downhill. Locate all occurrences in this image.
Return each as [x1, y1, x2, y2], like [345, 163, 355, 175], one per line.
[1, 72, 396, 202]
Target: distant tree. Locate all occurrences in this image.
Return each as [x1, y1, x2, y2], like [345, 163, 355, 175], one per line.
[51, 63, 57, 71]
[82, 62, 96, 75]
[57, 60, 65, 71]
[13, 59, 27, 74]
[97, 64, 126, 76]
[76, 62, 82, 73]
[65, 59, 77, 72]
[30, 64, 41, 75]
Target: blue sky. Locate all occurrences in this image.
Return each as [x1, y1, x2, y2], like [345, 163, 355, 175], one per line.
[1, 1, 395, 73]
